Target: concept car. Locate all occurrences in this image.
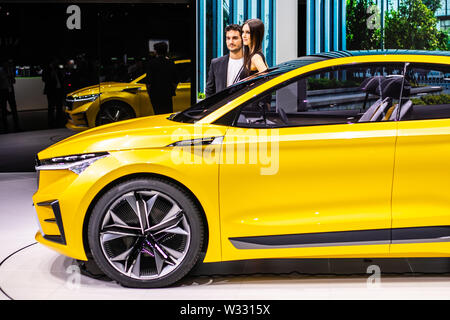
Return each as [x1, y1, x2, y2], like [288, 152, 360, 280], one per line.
[65, 59, 191, 131]
[34, 51, 450, 287]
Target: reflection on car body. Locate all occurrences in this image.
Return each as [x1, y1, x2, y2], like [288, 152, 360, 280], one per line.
[65, 59, 192, 131]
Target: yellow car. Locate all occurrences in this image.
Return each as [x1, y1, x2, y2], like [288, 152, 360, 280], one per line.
[65, 59, 191, 131]
[34, 51, 450, 288]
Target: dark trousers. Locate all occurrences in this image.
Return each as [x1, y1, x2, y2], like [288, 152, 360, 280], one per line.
[46, 88, 65, 127]
[0, 89, 8, 132]
[7, 87, 19, 130]
[149, 94, 174, 115]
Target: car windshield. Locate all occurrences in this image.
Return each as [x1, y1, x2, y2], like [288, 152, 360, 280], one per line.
[170, 56, 327, 123]
[170, 71, 277, 123]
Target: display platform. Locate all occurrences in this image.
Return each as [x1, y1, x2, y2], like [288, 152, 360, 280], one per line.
[3, 173, 450, 300]
[3, 241, 450, 300]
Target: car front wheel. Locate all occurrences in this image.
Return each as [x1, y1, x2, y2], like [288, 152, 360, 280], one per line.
[95, 101, 136, 126]
[87, 177, 204, 288]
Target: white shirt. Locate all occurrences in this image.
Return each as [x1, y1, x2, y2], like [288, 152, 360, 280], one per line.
[227, 57, 244, 87]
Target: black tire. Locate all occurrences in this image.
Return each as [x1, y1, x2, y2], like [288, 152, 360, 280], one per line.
[88, 177, 204, 288]
[95, 101, 136, 126]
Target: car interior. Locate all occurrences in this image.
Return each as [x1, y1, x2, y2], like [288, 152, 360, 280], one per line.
[236, 71, 448, 128]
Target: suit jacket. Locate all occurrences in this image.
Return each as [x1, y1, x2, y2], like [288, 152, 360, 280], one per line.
[145, 56, 178, 97]
[205, 55, 229, 97]
[0, 65, 9, 91]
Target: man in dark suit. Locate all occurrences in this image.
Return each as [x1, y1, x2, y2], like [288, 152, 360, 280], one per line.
[5, 58, 20, 131]
[0, 57, 9, 133]
[145, 42, 179, 115]
[205, 24, 244, 97]
[0, 56, 20, 133]
[42, 58, 65, 128]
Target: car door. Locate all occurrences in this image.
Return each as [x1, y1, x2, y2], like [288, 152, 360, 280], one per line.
[391, 61, 450, 255]
[219, 63, 404, 261]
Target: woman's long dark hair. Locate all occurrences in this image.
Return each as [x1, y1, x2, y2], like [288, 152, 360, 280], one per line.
[242, 18, 265, 76]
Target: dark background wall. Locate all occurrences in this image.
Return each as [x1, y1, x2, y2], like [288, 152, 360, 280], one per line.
[0, 1, 195, 129]
[0, 1, 195, 171]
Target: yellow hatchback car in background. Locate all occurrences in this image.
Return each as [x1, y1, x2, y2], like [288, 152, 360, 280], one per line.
[34, 51, 450, 288]
[65, 59, 191, 131]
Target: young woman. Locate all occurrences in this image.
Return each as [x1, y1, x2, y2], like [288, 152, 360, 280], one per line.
[241, 18, 268, 79]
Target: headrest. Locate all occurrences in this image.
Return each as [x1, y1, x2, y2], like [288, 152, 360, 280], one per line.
[360, 75, 410, 98]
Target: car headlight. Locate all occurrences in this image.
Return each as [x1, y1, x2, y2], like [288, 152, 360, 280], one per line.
[68, 94, 101, 103]
[35, 152, 109, 175]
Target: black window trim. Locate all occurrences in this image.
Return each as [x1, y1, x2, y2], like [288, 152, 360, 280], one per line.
[216, 61, 410, 129]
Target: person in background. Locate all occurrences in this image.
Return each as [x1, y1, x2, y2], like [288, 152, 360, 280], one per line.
[42, 57, 65, 128]
[0, 57, 10, 133]
[5, 58, 19, 131]
[1, 57, 20, 132]
[241, 18, 268, 79]
[205, 24, 244, 97]
[144, 42, 179, 115]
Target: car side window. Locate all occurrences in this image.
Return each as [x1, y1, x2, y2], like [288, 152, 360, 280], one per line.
[234, 63, 406, 128]
[399, 63, 450, 121]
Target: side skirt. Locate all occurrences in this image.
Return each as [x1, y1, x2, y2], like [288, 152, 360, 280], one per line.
[229, 226, 450, 250]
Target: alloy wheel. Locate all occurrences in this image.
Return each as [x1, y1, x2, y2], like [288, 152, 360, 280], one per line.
[96, 103, 135, 126]
[99, 190, 191, 280]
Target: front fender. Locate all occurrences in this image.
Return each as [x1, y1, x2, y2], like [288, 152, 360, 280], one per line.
[72, 148, 221, 263]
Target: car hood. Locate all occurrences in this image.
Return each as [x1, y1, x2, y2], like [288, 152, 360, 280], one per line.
[68, 82, 141, 97]
[38, 114, 227, 160]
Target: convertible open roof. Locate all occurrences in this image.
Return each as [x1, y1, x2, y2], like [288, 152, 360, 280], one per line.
[311, 49, 450, 59]
[273, 49, 450, 76]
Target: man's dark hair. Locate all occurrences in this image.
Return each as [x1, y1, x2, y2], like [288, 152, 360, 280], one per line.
[225, 24, 242, 34]
[154, 42, 168, 56]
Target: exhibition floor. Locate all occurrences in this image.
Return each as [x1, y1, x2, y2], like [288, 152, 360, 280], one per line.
[2, 172, 450, 300]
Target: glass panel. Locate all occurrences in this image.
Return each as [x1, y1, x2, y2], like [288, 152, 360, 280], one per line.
[0, 3, 101, 133]
[0, 3, 193, 135]
[235, 63, 406, 128]
[402, 63, 450, 121]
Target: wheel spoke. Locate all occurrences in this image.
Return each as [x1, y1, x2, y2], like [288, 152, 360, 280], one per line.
[157, 226, 189, 236]
[131, 252, 142, 278]
[146, 212, 183, 233]
[101, 232, 133, 243]
[153, 215, 189, 236]
[142, 239, 176, 276]
[160, 202, 182, 224]
[110, 211, 128, 227]
[105, 108, 116, 121]
[114, 110, 121, 121]
[110, 245, 135, 263]
[154, 250, 165, 275]
[123, 193, 146, 233]
[159, 243, 183, 260]
[101, 225, 142, 237]
[136, 193, 149, 232]
[145, 194, 158, 227]
[124, 239, 144, 274]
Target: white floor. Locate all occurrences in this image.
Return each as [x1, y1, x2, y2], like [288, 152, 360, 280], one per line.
[2, 172, 450, 300]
